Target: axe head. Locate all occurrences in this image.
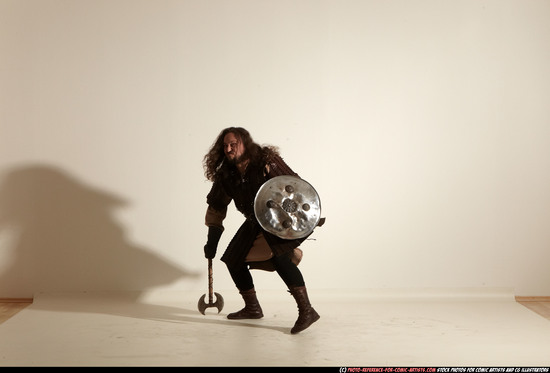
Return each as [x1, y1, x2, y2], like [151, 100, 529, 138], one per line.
[197, 292, 224, 315]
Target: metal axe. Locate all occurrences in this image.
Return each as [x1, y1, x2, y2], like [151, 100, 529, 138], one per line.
[197, 258, 224, 314]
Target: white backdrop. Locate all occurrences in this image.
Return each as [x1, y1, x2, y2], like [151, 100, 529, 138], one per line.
[1, 0, 549, 298]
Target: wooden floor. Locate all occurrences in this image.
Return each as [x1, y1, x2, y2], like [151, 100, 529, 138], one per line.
[1, 298, 549, 325]
[515, 296, 550, 321]
[0, 300, 32, 325]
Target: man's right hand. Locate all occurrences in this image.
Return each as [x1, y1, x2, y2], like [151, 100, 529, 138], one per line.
[204, 226, 223, 259]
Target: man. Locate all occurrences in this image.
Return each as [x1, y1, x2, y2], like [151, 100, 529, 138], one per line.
[202, 127, 320, 334]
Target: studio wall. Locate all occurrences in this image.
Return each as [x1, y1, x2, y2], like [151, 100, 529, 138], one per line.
[1, 0, 549, 298]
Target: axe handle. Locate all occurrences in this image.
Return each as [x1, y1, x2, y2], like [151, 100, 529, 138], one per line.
[208, 258, 213, 303]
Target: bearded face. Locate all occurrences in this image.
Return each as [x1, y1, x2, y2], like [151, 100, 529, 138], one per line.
[223, 132, 246, 165]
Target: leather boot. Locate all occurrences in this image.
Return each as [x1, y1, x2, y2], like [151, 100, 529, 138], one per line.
[227, 288, 264, 320]
[289, 286, 320, 334]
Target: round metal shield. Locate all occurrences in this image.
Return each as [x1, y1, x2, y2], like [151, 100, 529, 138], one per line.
[254, 175, 321, 240]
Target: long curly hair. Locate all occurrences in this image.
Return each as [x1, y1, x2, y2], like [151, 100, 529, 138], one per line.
[203, 127, 279, 182]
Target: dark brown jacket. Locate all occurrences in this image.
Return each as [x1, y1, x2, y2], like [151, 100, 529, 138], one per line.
[205, 154, 309, 270]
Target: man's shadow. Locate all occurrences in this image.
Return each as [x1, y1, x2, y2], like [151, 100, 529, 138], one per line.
[0, 164, 287, 333]
[0, 164, 193, 295]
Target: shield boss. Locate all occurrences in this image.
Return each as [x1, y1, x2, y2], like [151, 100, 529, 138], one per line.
[254, 175, 321, 239]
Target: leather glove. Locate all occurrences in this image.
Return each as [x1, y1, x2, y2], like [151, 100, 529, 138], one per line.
[204, 226, 223, 259]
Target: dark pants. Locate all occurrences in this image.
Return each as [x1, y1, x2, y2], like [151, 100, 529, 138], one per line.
[228, 251, 305, 291]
